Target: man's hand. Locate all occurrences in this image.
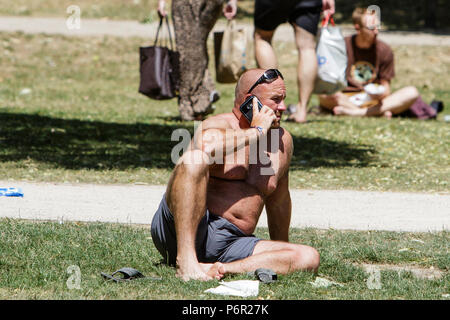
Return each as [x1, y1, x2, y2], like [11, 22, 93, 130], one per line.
[157, 0, 167, 18]
[223, 0, 237, 20]
[322, 0, 335, 17]
[250, 97, 276, 134]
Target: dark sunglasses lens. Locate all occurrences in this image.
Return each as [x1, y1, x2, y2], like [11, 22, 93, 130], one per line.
[272, 69, 283, 79]
[265, 69, 283, 81]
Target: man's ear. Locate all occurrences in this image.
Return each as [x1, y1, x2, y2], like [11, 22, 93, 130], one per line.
[354, 23, 361, 34]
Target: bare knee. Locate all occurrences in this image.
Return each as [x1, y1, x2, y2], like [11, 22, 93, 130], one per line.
[294, 25, 316, 51]
[291, 246, 320, 272]
[176, 149, 210, 178]
[403, 86, 420, 102]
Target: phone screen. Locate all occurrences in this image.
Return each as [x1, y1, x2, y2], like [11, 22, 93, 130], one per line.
[239, 95, 263, 123]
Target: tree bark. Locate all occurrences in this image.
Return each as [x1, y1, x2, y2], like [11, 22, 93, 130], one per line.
[172, 0, 224, 120]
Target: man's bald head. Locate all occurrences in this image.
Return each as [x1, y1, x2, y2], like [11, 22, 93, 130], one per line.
[234, 68, 266, 107]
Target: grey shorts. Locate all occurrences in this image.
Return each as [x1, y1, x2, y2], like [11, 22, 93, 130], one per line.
[151, 195, 261, 265]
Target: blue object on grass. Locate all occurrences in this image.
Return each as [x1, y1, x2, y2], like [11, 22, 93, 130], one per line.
[0, 187, 24, 197]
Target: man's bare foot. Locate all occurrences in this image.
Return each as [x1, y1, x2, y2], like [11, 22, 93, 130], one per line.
[176, 260, 226, 281]
[200, 262, 226, 280]
[287, 114, 307, 123]
[287, 104, 307, 123]
[176, 261, 214, 281]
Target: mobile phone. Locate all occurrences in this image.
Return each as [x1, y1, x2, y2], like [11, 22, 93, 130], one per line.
[239, 95, 263, 124]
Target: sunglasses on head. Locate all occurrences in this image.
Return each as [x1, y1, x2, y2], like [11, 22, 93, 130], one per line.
[247, 69, 284, 94]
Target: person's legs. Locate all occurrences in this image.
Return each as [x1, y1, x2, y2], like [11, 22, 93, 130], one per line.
[218, 240, 320, 275]
[288, 25, 317, 123]
[254, 28, 278, 69]
[334, 86, 420, 117]
[253, 0, 287, 69]
[165, 149, 219, 281]
[319, 92, 360, 111]
[367, 86, 419, 116]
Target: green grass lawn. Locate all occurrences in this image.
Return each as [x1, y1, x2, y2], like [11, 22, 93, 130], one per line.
[0, 31, 448, 192]
[0, 0, 255, 23]
[0, 0, 160, 21]
[0, 5, 447, 303]
[0, 219, 448, 300]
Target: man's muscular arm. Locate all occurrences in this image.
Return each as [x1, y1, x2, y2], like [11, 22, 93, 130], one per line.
[265, 172, 291, 242]
[264, 130, 293, 242]
[193, 97, 276, 160]
[193, 118, 259, 159]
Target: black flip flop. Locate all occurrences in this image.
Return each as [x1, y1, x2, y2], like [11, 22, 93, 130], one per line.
[101, 267, 162, 283]
[255, 268, 277, 283]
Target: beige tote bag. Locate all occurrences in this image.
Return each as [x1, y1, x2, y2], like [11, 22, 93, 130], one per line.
[214, 20, 248, 83]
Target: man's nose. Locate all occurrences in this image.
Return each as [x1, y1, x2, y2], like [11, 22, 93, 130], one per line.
[277, 101, 287, 111]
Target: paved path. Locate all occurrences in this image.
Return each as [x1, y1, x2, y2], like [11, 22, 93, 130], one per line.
[1, 16, 449, 46]
[1, 181, 448, 232]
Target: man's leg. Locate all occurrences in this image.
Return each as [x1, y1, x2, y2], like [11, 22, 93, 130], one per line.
[254, 28, 278, 69]
[334, 86, 420, 117]
[288, 25, 317, 123]
[165, 149, 221, 281]
[217, 240, 320, 275]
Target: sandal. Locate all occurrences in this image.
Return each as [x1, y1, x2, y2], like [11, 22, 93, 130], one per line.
[101, 267, 161, 283]
[255, 268, 277, 283]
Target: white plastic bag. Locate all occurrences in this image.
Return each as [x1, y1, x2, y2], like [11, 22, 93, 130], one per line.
[313, 17, 347, 94]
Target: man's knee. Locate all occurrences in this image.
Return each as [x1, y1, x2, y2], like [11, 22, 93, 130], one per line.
[176, 149, 210, 177]
[291, 245, 320, 272]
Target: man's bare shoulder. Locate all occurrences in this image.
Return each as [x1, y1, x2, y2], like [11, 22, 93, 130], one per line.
[201, 113, 236, 130]
[279, 127, 293, 148]
[278, 127, 294, 162]
[279, 127, 293, 142]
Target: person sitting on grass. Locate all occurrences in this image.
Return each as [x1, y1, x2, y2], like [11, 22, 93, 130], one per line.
[150, 68, 320, 281]
[318, 7, 421, 118]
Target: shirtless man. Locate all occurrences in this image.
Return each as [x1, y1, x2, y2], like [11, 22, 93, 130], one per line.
[151, 69, 320, 281]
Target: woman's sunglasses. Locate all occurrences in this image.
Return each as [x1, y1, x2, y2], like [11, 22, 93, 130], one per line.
[247, 69, 284, 94]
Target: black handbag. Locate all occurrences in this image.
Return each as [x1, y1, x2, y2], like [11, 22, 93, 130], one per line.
[139, 16, 180, 100]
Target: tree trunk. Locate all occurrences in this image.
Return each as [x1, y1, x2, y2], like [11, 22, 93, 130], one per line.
[172, 0, 224, 120]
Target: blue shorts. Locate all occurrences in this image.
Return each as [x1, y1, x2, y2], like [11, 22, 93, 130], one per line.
[150, 195, 262, 265]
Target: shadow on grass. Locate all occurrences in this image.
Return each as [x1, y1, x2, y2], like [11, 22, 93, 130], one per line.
[0, 112, 377, 170]
[291, 136, 377, 169]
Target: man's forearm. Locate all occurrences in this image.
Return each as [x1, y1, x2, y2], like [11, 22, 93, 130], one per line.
[196, 127, 262, 160]
[265, 171, 292, 242]
[267, 206, 291, 242]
